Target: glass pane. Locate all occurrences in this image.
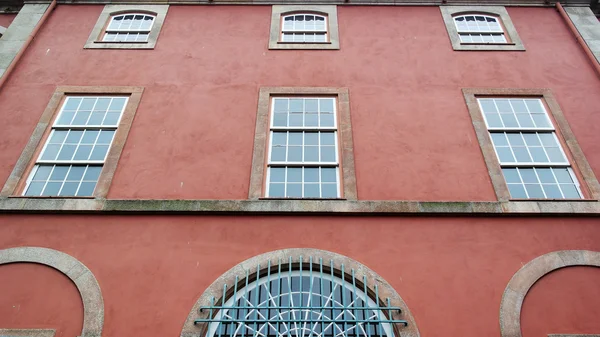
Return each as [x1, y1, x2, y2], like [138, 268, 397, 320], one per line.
[80, 98, 96, 110]
[532, 114, 550, 128]
[73, 145, 93, 160]
[553, 168, 573, 183]
[320, 133, 335, 145]
[506, 133, 524, 146]
[67, 166, 86, 181]
[542, 184, 563, 199]
[57, 111, 75, 125]
[304, 184, 320, 198]
[270, 167, 285, 182]
[57, 145, 77, 161]
[321, 168, 336, 183]
[525, 100, 544, 113]
[525, 184, 545, 198]
[304, 168, 319, 182]
[59, 182, 79, 196]
[83, 166, 102, 181]
[510, 100, 528, 113]
[560, 184, 581, 198]
[321, 184, 338, 198]
[103, 112, 121, 126]
[305, 113, 318, 127]
[320, 147, 336, 162]
[97, 130, 115, 144]
[33, 165, 52, 180]
[49, 130, 68, 143]
[25, 182, 45, 196]
[269, 183, 285, 197]
[512, 147, 532, 162]
[43, 182, 62, 196]
[286, 184, 302, 198]
[304, 133, 318, 145]
[50, 166, 69, 180]
[529, 147, 549, 162]
[496, 147, 515, 163]
[495, 100, 512, 112]
[491, 133, 508, 146]
[63, 97, 82, 110]
[271, 147, 286, 162]
[545, 147, 566, 162]
[516, 114, 535, 128]
[289, 113, 303, 127]
[41, 144, 61, 161]
[485, 113, 503, 128]
[519, 169, 538, 183]
[288, 146, 302, 161]
[536, 168, 555, 183]
[287, 168, 302, 182]
[320, 113, 334, 127]
[273, 113, 288, 127]
[304, 146, 319, 162]
[289, 99, 303, 112]
[109, 98, 127, 111]
[502, 168, 521, 183]
[66, 130, 84, 143]
[82, 130, 100, 144]
[522, 133, 541, 146]
[76, 182, 96, 196]
[273, 99, 288, 112]
[500, 114, 518, 128]
[288, 133, 302, 145]
[507, 183, 528, 199]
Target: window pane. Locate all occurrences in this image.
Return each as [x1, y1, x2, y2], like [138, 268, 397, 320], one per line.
[519, 169, 538, 183]
[502, 168, 521, 183]
[304, 184, 320, 198]
[269, 183, 285, 197]
[43, 182, 62, 196]
[286, 184, 302, 197]
[287, 168, 302, 182]
[270, 167, 285, 183]
[542, 184, 563, 199]
[525, 184, 545, 198]
[507, 183, 528, 198]
[304, 168, 319, 182]
[321, 184, 338, 198]
[304, 146, 319, 162]
[77, 182, 97, 196]
[560, 184, 581, 198]
[273, 113, 288, 127]
[321, 168, 336, 183]
[59, 182, 79, 196]
[25, 182, 45, 196]
[83, 166, 102, 181]
[320, 147, 336, 162]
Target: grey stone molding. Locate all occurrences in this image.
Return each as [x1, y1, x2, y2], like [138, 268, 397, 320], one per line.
[499, 250, 600, 337]
[269, 5, 339, 50]
[565, 7, 600, 65]
[549, 335, 600, 337]
[0, 26, 6, 36]
[0, 3, 50, 79]
[440, 6, 525, 51]
[84, 4, 169, 49]
[0, 247, 104, 337]
[180, 248, 420, 337]
[0, 329, 55, 337]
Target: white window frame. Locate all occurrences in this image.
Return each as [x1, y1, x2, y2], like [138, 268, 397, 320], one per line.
[280, 13, 328, 43]
[103, 13, 156, 42]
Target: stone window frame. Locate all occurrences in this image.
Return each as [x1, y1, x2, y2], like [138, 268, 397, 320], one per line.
[179, 248, 420, 337]
[0, 329, 55, 337]
[84, 4, 168, 50]
[248, 87, 357, 200]
[462, 88, 600, 202]
[0, 86, 144, 199]
[440, 6, 525, 51]
[269, 5, 339, 50]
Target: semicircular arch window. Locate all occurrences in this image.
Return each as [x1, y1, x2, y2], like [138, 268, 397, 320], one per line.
[197, 259, 407, 337]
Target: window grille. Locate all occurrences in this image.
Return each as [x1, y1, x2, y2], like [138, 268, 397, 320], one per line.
[103, 13, 155, 42]
[453, 15, 507, 44]
[196, 257, 407, 337]
[281, 14, 328, 43]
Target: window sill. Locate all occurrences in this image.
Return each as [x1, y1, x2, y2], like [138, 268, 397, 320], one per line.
[460, 42, 516, 46]
[259, 197, 347, 201]
[94, 41, 149, 45]
[277, 41, 332, 45]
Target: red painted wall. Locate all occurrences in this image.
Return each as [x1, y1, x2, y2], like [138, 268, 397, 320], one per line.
[0, 5, 599, 200]
[0, 14, 16, 29]
[0, 215, 599, 337]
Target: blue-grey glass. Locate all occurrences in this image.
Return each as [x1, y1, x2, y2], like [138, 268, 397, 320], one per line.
[536, 168, 555, 183]
[320, 132, 335, 145]
[109, 98, 127, 111]
[270, 147, 286, 162]
[321, 184, 338, 198]
[50, 130, 68, 143]
[512, 147, 532, 162]
[304, 133, 318, 145]
[88, 112, 105, 125]
[273, 99, 288, 112]
[57, 110, 75, 125]
[495, 147, 515, 163]
[83, 166, 102, 181]
[304, 167, 319, 182]
[560, 184, 581, 198]
[491, 133, 508, 146]
[510, 100, 527, 113]
[538, 133, 556, 146]
[59, 182, 79, 196]
[532, 114, 550, 128]
[320, 113, 334, 127]
[495, 100, 512, 112]
[268, 183, 285, 197]
[288, 146, 302, 162]
[321, 146, 336, 162]
[103, 112, 121, 126]
[286, 183, 302, 197]
[76, 182, 96, 197]
[485, 113, 503, 128]
[272, 132, 287, 145]
[304, 146, 319, 162]
[507, 184, 528, 199]
[519, 169, 538, 183]
[525, 100, 543, 113]
[33, 165, 53, 180]
[25, 182, 45, 196]
[269, 167, 285, 182]
[321, 168, 336, 183]
[305, 99, 318, 112]
[288, 132, 302, 145]
[320, 99, 334, 112]
[273, 113, 288, 127]
[82, 130, 99, 144]
[542, 184, 563, 199]
[66, 130, 84, 143]
[287, 167, 302, 182]
[545, 147, 566, 162]
[41, 144, 61, 160]
[289, 99, 303, 112]
[66, 166, 86, 181]
[50, 166, 69, 180]
[516, 114, 535, 128]
[43, 182, 62, 196]
[57, 145, 77, 161]
[529, 147, 549, 162]
[506, 133, 524, 146]
[523, 133, 541, 146]
[304, 184, 320, 198]
[80, 98, 97, 110]
[305, 113, 318, 127]
[502, 168, 521, 183]
[525, 184, 545, 198]
[63, 97, 82, 110]
[95, 98, 111, 110]
[553, 168, 572, 183]
[500, 114, 518, 128]
[289, 113, 303, 127]
[73, 145, 93, 160]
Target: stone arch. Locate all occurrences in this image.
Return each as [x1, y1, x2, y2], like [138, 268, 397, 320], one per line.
[0, 246, 104, 337]
[499, 250, 600, 337]
[181, 248, 420, 337]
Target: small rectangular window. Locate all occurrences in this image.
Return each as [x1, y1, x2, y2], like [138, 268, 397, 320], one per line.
[266, 97, 340, 198]
[478, 97, 582, 199]
[23, 96, 128, 197]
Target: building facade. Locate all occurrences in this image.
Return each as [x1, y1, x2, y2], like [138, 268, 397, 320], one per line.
[0, 1, 600, 337]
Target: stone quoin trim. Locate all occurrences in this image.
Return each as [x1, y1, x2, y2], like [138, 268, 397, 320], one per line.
[0, 86, 144, 199]
[499, 250, 600, 337]
[462, 88, 600, 202]
[180, 248, 420, 337]
[440, 6, 525, 51]
[248, 87, 357, 200]
[84, 4, 169, 50]
[0, 247, 104, 337]
[0, 329, 55, 337]
[269, 5, 339, 50]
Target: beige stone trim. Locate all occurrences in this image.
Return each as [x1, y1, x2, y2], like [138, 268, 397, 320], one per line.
[440, 6, 525, 51]
[0, 86, 144, 199]
[0, 247, 104, 337]
[269, 5, 339, 50]
[248, 87, 357, 200]
[84, 4, 169, 50]
[462, 88, 600, 201]
[0, 329, 55, 337]
[499, 250, 600, 337]
[549, 335, 600, 337]
[180, 248, 420, 337]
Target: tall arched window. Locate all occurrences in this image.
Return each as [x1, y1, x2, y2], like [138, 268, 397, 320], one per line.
[103, 13, 155, 42]
[453, 14, 507, 44]
[281, 14, 328, 43]
[195, 257, 408, 337]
